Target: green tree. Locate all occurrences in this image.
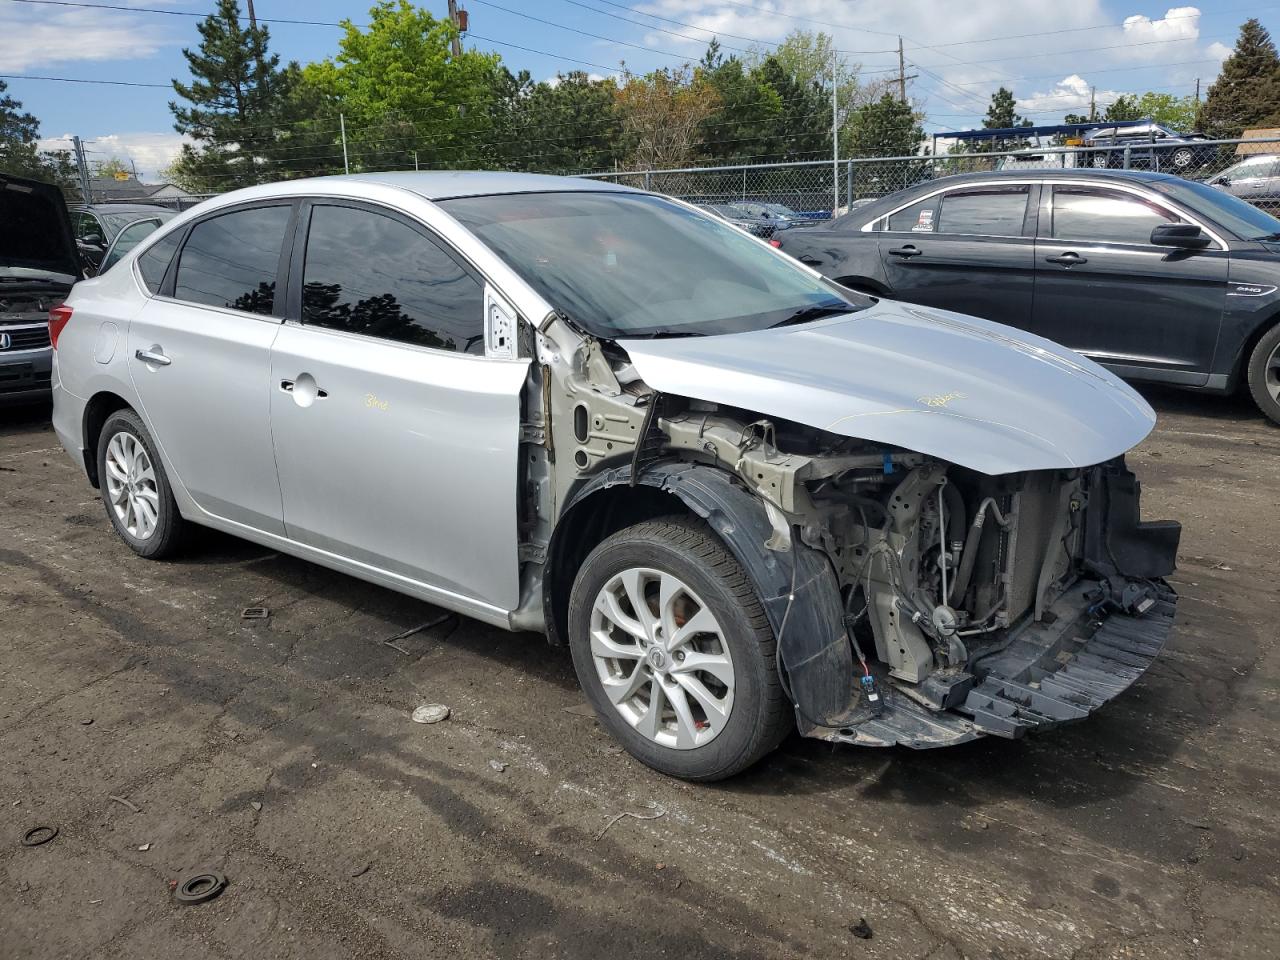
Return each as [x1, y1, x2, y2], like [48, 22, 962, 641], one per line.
[1103, 94, 1141, 122]
[497, 71, 620, 173]
[1134, 92, 1198, 131]
[168, 0, 296, 191]
[303, 1, 501, 171]
[1198, 18, 1280, 138]
[697, 56, 782, 163]
[615, 65, 720, 169]
[94, 157, 132, 178]
[980, 87, 1032, 150]
[0, 79, 76, 187]
[844, 93, 923, 158]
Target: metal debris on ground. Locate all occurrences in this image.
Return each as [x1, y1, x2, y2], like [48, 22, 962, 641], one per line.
[488, 760, 508, 772]
[850, 918, 874, 940]
[108, 795, 140, 813]
[595, 802, 667, 840]
[351, 862, 371, 877]
[381, 612, 456, 655]
[241, 606, 270, 619]
[20, 825, 58, 847]
[138, 843, 151, 851]
[250, 801, 263, 812]
[79, 718, 93, 726]
[412, 704, 450, 724]
[173, 871, 229, 905]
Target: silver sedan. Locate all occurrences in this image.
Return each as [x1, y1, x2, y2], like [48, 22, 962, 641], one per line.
[52, 172, 1180, 780]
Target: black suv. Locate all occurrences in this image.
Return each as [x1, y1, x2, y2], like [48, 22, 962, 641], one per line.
[1, 174, 81, 404]
[775, 169, 1280, 423]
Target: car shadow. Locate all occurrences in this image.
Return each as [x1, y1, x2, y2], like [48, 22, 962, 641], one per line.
[1135, 382, 1262, 425]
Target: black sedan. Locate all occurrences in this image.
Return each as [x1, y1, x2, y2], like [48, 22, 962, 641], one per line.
[775, 169, 1280, 424]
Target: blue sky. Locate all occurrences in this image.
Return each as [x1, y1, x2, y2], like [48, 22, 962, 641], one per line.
[0, 0, 1263, 177]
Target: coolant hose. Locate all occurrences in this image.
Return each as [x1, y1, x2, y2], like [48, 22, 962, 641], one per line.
[949, 497, 1009, 604]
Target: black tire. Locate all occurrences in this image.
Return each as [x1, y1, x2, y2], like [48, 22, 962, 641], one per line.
[1091, 152, 1110, 169]
[96, 408, 188, 558]
[1246, 324, 1280, 426]
[1171, 147, 1195, 169]
[567, 517, 791, 781]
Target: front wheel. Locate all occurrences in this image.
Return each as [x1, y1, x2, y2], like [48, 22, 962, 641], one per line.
[1246, 324, 1280, 426]
[1170, 147, 1196, 169]
[97, 409, 188, 558]
[567, 517, 791, 781]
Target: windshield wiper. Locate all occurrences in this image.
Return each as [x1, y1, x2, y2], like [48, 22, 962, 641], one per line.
[626, 329, 706, 339]
[770, 303, 852, 328]
[1250, 231, 1280, 241]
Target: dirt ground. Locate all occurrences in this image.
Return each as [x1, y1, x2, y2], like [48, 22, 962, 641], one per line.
[1, 385, 1277, 960]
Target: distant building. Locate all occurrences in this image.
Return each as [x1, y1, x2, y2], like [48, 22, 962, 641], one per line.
[86, 175, 192, 204]
[1238, 129, 1280, 156]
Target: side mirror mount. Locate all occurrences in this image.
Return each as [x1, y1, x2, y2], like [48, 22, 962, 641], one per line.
[1150, 223, 1211, 249]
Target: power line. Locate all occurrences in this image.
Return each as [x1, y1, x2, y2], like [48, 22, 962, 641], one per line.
[0, 72, 169, 87]
[4, 0, 353, 27]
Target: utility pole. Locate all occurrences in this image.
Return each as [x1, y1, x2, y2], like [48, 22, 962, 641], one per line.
[1194, 77, 1201, 104]
[832, 54, 839, 216]
[897, 37, 907, 102]
[245, 0, 257, 30]
[1089, 86, 1097, 122]
[340, 113, 350, 174]
[447, 0, 463, 58]
[71, 135, 92, 203]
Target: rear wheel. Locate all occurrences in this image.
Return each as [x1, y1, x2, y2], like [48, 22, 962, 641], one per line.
[97, 409, 187, 558]
[1170, 147, 1195, 169]
[1246, 324, 1280, 426]
[1091, 152, 1110, 168]
[567, 517, 790, 781]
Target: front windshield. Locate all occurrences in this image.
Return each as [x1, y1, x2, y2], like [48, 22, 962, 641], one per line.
[441, 191, 869, 338]
[1151, 177, 1280, 239]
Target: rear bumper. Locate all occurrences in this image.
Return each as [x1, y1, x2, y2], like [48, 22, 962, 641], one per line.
[0, 348, 52, 404]
[805, 579, 1176, 749]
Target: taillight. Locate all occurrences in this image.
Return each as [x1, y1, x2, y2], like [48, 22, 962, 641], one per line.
[48, 304, 73, 349]
[769, 239, 782, 248]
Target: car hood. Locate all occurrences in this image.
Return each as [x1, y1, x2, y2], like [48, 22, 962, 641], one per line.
[618, 299, 1155, 476]
[1, 174, 80, 282]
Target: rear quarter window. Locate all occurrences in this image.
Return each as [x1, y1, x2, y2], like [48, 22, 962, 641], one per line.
[137, 230, 182, 294]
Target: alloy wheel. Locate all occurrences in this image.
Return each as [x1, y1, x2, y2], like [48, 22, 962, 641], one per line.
[104, 431, 160, 540]
[589, 567, 735, 750]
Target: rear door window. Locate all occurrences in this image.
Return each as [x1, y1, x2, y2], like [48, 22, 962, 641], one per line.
[1051, 187, 1181, 245]
[884, 198, 940, 233]
[299, 203, 485, 354]
[173, 205, 292, 315]
[935, 187, 1029, 236]
[137, 230, 182, 294]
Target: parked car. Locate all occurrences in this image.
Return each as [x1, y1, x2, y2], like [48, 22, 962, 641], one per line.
[775, 169, 1280, 424]
[1207, 154, 1280, 212]
[71, 203, 178, 272]
[52, 172, 1179, 780]
[695, 202, 781, 238]
[730, 200, 819, 228]
[1, 174, 80, 404]
[1083, 122, 1215, 171]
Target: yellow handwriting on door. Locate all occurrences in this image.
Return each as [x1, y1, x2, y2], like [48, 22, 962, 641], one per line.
[365, 393, 389, 411]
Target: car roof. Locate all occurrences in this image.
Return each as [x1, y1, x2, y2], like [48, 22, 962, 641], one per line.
[74, 202, 176, 214]
[309, 170, 636, 200]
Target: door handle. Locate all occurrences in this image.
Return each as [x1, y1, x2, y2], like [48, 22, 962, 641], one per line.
[887, 245, 922, 258]
[1045, 252, 1088, 266]
[134, 347, 171, 366]
[279, 379, 294, 392]
[281, 374, 327, 405]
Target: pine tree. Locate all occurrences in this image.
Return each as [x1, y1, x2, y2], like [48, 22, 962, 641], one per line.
[1198, 19, 1280, 138]
[0, 79, 76, 187]
[980, 87, 1032, 150]
[168, 0, 294, 190]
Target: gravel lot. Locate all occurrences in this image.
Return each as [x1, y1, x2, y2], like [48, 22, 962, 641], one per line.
[2, 387, 1277, 960]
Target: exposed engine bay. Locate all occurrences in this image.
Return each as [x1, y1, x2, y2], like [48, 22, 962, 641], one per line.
[518, 312, 1180, 748]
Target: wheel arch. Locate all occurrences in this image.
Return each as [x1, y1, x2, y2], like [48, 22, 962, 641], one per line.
[544, 461, 856, 728]
[81, 390, 134, 487]
[1227, 310, 1280, 393]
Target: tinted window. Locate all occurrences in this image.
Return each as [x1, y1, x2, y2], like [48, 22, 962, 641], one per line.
[885, 198, 939, 232]
[101, 218, 159, 273]
[73, 211, 103, 241]
[1051, 187, 1180, 245]
[174, 205, 291, 315]
[137, 230, 182, 293]
[936, 187, 1028, 236]
[301, 204, 484, 353]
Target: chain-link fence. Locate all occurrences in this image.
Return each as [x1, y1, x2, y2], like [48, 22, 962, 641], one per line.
[579, 136, 1280, 219]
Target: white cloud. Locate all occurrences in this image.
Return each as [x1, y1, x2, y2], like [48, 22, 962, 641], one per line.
[1016, 75, 1124, 114]
[40, 131, 189, 181]
[545, 72, 607, 87]
[1116, 6, 1201, 61]
[0, 6, 171, 71]
[1207, 40, 1232, 61]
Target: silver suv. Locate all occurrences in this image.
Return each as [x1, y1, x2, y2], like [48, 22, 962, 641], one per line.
[51, 172, 1180, 780]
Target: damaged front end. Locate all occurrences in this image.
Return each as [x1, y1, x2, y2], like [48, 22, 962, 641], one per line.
[529, 309, 1180, 751]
